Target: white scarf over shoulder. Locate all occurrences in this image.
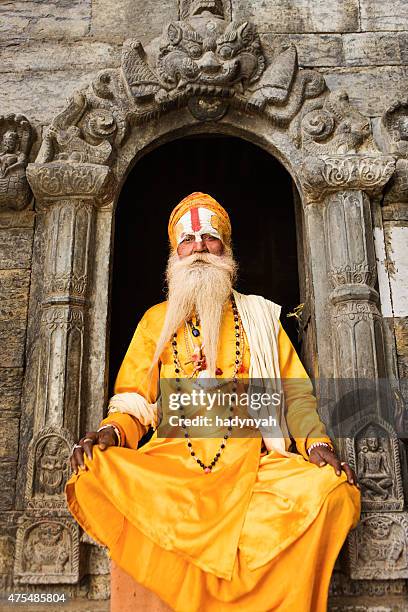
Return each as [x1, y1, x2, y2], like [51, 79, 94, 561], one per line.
[108, 291, 291, 453]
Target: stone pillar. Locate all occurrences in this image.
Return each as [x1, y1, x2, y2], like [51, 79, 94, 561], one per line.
[13, 162, 113, 585]
[382, 159, 408, 420]
[302, 154, 408, 581]
[325, 189, 385, 380]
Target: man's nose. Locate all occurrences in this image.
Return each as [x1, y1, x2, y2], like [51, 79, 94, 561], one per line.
[192, 239, 208, 252]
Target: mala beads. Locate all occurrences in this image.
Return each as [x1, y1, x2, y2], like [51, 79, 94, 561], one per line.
[171, 294, 244, 473]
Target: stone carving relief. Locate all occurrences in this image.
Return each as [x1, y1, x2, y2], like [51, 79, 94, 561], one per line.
[37, 71, 131, 166]
[296, 92, 396, 202]
[382, 97, 408, 157]
[297, 91, 373, 156]
[381, 98, 408, 204]
[27, 162, 114, 204]
[349, 514, 408, 579]
[180, 0, 229, 21]
[25, 428, 73, 507]
[0, 114, 34, 210]
[301, 155, 395, 203]
[14, 519, 79, 584]
[122, 6, 326, 123]
[346, 419, 404, 512]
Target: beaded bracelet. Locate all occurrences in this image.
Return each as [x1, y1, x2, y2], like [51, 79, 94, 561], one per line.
[97, 424, 122, 447]
[307, 441, 333, 456]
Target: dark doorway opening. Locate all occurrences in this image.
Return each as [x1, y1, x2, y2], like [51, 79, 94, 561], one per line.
[109, 136, 301, 395]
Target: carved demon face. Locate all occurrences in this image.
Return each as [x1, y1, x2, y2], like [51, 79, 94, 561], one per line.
[157, 15, 265, 92]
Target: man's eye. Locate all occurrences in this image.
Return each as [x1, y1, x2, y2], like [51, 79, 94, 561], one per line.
[182, 236, 194, 243]
[202, 234, 215, 240]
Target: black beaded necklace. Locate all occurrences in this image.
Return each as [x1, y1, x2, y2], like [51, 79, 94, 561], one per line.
[171, 294, 244, 473]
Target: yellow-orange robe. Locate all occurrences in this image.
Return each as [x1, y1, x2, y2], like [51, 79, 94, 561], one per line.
[65, 300, 361, 611]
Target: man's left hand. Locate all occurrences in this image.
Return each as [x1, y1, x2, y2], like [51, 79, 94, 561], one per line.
[308, 446, 359, 487]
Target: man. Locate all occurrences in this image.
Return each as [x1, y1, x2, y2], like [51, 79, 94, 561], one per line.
[65, 192, 361, 612]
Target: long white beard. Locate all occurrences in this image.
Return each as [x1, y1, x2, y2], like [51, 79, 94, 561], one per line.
[152, 248, 238, 376]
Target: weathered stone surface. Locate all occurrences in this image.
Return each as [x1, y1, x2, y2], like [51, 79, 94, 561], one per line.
[394, 317, 408, 379]
[0, 463, 16, 510]
[233, 0, 359, 33]
[0, 417, 19, 460]
[0, 0, 91, 41]
[0, 229, 33, 269]
[86, 574, 110, 600]
[87, 547, 110, 575]
[360, 0, 408, 31]
[343, 33, 408, 66]
[0, 270, 30, 322]
[90, 0, 178, 42]
[0, 71, 96, 125]
[261, 34, 344, 67]
[0, 368, 23, 412]
[0, 320, 26, 367]
[0, 41, 122, 74]
[0, 210, 35, 229]
[323, 67, 408, 117]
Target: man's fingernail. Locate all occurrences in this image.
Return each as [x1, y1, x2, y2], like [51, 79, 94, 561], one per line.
[336, 470, 341, 476]
[319, 461, 326, 467]
[80, 464, 86, 470]
[350, 479, 354, 485]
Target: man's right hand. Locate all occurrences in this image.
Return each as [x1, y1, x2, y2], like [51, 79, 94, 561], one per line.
[70, 426, 117, 474]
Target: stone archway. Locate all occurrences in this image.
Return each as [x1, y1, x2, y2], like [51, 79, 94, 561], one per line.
[13, 0, 408, 602]
[109, 134, 302, 397]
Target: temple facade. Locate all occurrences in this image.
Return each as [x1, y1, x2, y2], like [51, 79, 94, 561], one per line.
[1, 0, 408, 609]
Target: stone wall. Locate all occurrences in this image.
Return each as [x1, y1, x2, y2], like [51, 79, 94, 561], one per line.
[1, 0, 408, 609]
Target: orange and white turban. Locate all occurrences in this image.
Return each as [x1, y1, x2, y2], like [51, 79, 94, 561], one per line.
[168, 192, 231, 249]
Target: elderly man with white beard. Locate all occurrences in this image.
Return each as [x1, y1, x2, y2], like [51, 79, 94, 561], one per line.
[65, 192, 361, 612]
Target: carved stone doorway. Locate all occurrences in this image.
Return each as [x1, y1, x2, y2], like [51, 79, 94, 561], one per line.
[17, 0, 407, 601]
[109, 134, 301, 397]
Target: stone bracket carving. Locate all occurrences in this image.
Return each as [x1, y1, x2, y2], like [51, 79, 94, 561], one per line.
[301, 155, 396, 202]
[0, 114, 34, 211]
[27, 162, 115, 206]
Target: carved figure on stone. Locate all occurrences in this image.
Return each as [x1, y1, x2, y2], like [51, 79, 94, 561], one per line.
[121, 0, 325, 122]
[0, 114, 33, 210]
[299, 91, 372, 155]
[25, 428, 74, 505]
[357, 426, 393, 501]
[23, 522, 70, 574]
[156, 17, 265, 92]
[40, 92, 113, 165]
[381, 98, 408, 203]
[346, 417, 404, 512]
[35, 436, 70, 496]
[381, 98, 408, 157]
[38, 70, 131, 166]
[357, 517, 406, 570]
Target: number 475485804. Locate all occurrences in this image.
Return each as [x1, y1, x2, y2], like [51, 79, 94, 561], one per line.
[7, 593, 66, 603]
